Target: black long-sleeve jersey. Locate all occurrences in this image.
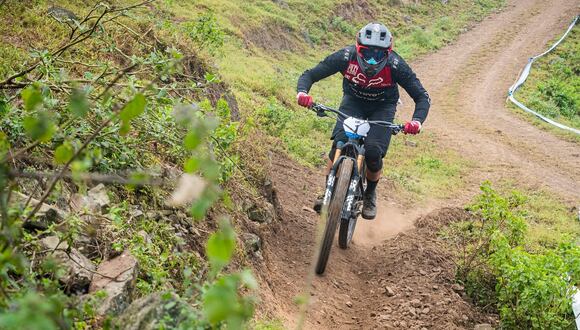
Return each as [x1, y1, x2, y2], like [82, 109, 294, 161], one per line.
[297, 45, 431, 123]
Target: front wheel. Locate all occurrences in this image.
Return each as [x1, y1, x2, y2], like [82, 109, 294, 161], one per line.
[315, 158, 354, 275]
[338, 216, 357, 249]
[339, 161, 364, 249]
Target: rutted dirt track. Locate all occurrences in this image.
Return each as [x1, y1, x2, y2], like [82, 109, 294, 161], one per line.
[255, 1, 580, 329]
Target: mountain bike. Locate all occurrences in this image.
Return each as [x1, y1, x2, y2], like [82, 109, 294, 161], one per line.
[310, 103, 403, 275]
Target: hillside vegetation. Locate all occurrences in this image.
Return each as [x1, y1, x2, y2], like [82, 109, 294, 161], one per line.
[15, 1, 580, 329]
[515, 24, 579, 131]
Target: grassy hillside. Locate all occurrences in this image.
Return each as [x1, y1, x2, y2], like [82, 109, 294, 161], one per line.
[513, 24, 579, 135]
[0, 0, 510, 328]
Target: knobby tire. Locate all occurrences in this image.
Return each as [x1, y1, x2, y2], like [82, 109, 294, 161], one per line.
[338, 214, 356, 249]
[315, 159, 353, 275]
[338, 162, 364, 249]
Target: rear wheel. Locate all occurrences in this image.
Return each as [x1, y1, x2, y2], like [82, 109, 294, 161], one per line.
[315, 159, 354, 275]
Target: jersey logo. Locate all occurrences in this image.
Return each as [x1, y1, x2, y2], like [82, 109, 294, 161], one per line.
[352, 73, 366, 84]
[342, 59, 394, 89]
[346, 63, 358, 76]
[368, 77, 384, 87]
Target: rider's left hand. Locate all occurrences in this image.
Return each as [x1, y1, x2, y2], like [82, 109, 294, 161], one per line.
[403, 120, 422, 135]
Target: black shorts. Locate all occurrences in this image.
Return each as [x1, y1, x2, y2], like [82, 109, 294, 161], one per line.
[330, 95, 397, 158]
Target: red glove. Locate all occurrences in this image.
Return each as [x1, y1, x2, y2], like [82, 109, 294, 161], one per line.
[403, 120, 422, 135]
[297, 92, 313, 108]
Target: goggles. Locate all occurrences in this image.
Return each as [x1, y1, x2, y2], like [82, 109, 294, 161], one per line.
[356, 45, 388, 65]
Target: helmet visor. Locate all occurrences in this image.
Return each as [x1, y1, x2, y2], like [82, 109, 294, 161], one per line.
[358, 46, 388, 64]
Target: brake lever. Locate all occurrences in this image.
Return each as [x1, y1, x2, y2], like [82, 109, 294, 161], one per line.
[311, 105, 326, 117]
[390, 125, 403, 135]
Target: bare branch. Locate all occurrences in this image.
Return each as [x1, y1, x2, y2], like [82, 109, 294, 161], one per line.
[96, 63, 138, 100]
[0, 0, 154, 89]
[10, 170, 166, 186]
[22, 65, 158, 223]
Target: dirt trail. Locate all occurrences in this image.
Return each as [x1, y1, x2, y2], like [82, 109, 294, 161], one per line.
[404, 0, 580, 202]
[256, 1, 579, 329]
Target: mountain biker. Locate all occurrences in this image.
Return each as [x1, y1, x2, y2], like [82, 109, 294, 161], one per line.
[296, 22, 430, 220]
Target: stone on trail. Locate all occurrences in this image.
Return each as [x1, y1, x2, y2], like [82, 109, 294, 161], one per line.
[410, 298, 422, 308]
[242, 232, 263, 260]
[301, 205, 316, 213]
[247, 202, 276, 224]
[346, 301, 353, 308]
[13, 192, 67, 231]
[384, 286, 395, 297]
[40, 236, 95, 294]
[70, 183, 110, 216]
[451, 283, 465, 292]
[475, 324, 493, 330]
[405, 140, 418, 147]
[89, 250, 138, 316]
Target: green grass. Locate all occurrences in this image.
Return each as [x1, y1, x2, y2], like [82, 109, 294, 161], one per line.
[153, 0, 506, 166]
[513, 25, 579, 137]
[383, 131, 469, 202]
[492, 181, 580, 251]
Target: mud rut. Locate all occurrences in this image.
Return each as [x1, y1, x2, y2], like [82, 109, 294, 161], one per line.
[254, 1, 580, 329]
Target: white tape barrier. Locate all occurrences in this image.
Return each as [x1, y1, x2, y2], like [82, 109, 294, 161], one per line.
[573, 288, 580, 329]
[507, 15, 579, 135]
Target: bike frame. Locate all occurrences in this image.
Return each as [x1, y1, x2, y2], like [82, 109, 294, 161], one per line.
[311, 103, 403, 272]
[315, 102, 401, 221]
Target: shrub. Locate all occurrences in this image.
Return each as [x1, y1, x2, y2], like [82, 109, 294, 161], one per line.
[491, 243, 580, 329]
[182, 12, 225, 54]
[450, 182, 580, 328]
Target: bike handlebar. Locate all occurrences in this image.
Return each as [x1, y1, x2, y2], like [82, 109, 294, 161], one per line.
[310, 103, 404, 134]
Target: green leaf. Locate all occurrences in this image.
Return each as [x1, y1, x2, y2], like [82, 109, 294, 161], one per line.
[204, 72, 217, 83]
[0, 98, 8, 118]
[68, 89, 89, 117]
[190, 185, 220, 220]
[120, 94, 146, 121]
[183, 130, 201, 150]
[119, 120, 131, 136]
[21, 86, 43, 112]
[203, 276, 238, 325]
[54, 142, 74, 164]
[239, 269, 258, 290]
[0, 131, 10, 159]
[205, 218, 236, 271]
[184, 157, 200, 173]
[119, 94, 146, 135]
[23, 113, 55, 142]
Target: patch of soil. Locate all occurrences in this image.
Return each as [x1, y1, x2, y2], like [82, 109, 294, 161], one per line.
[352, 207, 497, 329]
[335, 0, 374, 22]
[255, 151, 496, 329]
[243, 23, 301, 51]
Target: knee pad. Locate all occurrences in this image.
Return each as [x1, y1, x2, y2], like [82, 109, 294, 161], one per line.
[365, 146, 384, 172]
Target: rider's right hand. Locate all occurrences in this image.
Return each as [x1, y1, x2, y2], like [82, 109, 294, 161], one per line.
[297, 92, 313, 108]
